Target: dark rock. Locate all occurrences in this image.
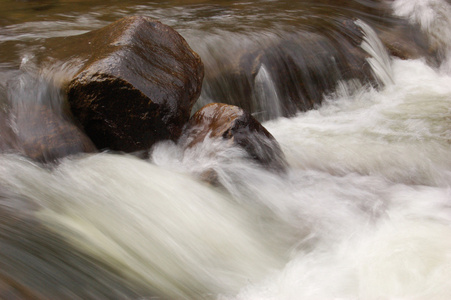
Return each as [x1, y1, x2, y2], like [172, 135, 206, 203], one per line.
[59, 16, 204, 153]
[182, 103, 287, 173]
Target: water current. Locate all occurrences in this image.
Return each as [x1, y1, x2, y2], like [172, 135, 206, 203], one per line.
[0, 0, 450, 299]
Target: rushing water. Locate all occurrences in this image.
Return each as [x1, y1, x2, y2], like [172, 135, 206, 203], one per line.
[1, 0, 451, 299]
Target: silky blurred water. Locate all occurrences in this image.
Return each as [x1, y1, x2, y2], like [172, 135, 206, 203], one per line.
[0, 0, 450, 299]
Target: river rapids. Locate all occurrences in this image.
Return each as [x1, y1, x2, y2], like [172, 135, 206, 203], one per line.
[0, 0, 450, 299]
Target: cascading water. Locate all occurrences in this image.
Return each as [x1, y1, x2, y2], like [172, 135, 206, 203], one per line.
[0, 0, 450, 299]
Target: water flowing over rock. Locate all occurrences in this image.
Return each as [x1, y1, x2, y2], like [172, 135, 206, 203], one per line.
[61, 16, 204, 153]
[196, 10, 434, 121]
[0, 103, 96, 163]
[181, 103, 287, 174]
[1, 0, 451, 299]
[198, 19, 375, 121]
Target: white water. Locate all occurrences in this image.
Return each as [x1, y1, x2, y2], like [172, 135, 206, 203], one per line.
[0, 1, 450, 299]
[222, 57, 451, 300]
[2, 48, 450, 300]
[217, 2, 451, 297]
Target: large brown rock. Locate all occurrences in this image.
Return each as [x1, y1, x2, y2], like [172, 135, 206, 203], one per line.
[182, 103, 287, 173]
[61, 16, 204, 153]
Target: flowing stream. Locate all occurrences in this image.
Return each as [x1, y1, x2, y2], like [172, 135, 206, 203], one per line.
[0, 0, 450, 299]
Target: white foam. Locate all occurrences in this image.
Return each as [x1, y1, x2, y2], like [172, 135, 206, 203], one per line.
[265, 58, 451, 187]
[0, 153, 287, 299]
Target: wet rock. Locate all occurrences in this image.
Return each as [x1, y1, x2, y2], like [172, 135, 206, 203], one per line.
[182, 103, 287, 173]
[58, 16, 204, 153]
[0, 103, 96, 163]
[15, 104, 97, 162]
[376, 23, 436, 62]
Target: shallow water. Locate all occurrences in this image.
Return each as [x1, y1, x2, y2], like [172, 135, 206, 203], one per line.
[0, 0, 451, 299]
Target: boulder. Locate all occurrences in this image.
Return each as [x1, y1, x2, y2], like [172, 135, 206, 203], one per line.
[57, 16, 204, 153]
[182, 103, 287, 173]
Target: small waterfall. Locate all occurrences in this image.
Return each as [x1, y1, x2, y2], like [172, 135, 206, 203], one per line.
[192, 19, 378, 121]
[253, 64, 283, 120]
[356, 19, 394, 86]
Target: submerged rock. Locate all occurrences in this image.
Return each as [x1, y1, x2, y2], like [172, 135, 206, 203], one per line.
[15, 104, 97, 163]
[60, 16, 204, 153]
[182, 103, 287, 174]
[0, 103, 96, 163]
